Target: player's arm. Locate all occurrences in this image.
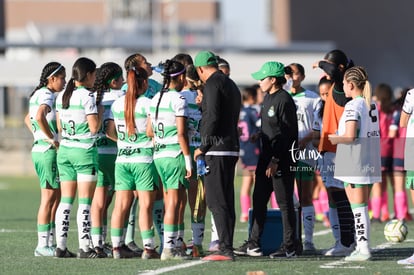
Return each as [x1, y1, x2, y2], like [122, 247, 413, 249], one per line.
[105, 120, 117, 142]
[24, 113, 32, 132]
[400, 110, 410, 128]
[328, 120, 357, 145]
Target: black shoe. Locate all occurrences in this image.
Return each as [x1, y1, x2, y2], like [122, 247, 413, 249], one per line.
[77, 248, 99, 258]
[234, 240, 262, 256]
[94, 247, 108, 258]
[269, 247, 296, 259]
[127, 241, 144, 254]
[55, 247, 76, 258]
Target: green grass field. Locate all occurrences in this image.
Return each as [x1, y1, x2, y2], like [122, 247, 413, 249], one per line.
[1, 175, 414, 275]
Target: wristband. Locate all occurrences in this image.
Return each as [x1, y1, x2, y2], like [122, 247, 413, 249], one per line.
[184, 155, 192, 171]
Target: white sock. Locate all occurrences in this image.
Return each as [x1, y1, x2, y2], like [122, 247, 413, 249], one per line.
[352, 205, 370, 253]
[302, 205, 315, 243]
[77, 202, 92, 251]
[210, 214, 219, 242]
[176, 227, 184, 249]
[55, 202, 73, 250]
[37, 224, 50, 248]
[329, 207, 340, 243]
[48, 223, 55, 247]
[164, 230, 177, 250]
[191, 222, 205, 246]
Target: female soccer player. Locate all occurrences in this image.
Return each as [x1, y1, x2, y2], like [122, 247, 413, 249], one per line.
[148, 59, 192, 260]
[25, 62, 66, 256]
[328, 66, 381, 261]
[54, 57, 102, 258]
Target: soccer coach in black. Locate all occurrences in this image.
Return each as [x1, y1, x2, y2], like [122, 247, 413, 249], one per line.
[193, 51, 241, 261]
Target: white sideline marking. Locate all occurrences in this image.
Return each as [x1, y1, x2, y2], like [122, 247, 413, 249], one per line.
[138, 260, 206, 275]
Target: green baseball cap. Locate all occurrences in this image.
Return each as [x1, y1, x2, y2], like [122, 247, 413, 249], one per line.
[194, 51, 218, 67]
[251, 61, 285, 80]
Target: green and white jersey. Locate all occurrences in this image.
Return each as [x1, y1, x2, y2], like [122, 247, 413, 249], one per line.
[290, 89, 321, 166]
[402, 88, 414, 170]
[180, 89, 201, 147]
[149, 90, 188, 159]
[290, 89, 321, 140]
[111, 95, 154, 163]
[28, 87, 58, 152]
[55, 87, 98, 149]
[96, 89, 125, 154]
[335, 97, 381, 184]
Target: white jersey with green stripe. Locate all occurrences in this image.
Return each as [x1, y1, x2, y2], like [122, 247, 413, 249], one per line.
[180, 89, 201, 147]
[96, 89, 125, 154]
[111, 94, 154, 163]
[28, 87, 58, 152]
[290, 89, 321, 140]
[149, 90, 188, 159]
[55, 87, 98, 149]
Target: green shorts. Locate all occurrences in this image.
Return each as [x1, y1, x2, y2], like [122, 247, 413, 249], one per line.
[294, 161, 315, 181]
[114, 162, 159, 191]
[406, 170, 414, 190]
[154, 154, 189, 190]
[97, 154, 116, 188]
[57, 145, 98, 182]
[31, 149, 59, 189]
[344, 182, 373, 188]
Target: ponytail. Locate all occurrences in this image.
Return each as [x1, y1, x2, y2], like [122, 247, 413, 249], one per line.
[62, 78, 75, 109]
[124, 66, 148, 135]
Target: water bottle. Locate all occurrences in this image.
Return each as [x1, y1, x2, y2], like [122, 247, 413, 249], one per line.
[152, 62, 164, 74]
[196, 155, 207, 176]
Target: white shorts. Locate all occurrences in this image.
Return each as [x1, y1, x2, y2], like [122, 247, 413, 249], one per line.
[320, 152, 344, 189]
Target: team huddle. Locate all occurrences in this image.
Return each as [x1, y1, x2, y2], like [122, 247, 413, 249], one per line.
[25, 49, 414, 264]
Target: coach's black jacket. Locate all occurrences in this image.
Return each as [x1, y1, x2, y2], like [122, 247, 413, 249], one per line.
[260, 89, 298, 172]
[199, 71, 241, 155]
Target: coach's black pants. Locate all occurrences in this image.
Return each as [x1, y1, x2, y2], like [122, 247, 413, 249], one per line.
[204, 155, 238, 253]
[250, 156, 297, 251]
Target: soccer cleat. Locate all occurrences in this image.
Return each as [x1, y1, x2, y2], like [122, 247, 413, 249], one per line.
[303, 241, 316, 252]
[192, 244, 205, 257]
[103, 243, 113, 257]
[141, 248, 161, 259]
[160, 248, 191, 260]
[397, 254, 414, 265]
[94, 247, 107, 258]
[202, 251, 234, 261]
[208, 240, 220, 252]
[77, 248, 99, 258]
[34, 246, 55, 257]
[344, 249, 371, 261]
[324, 241, 355, 256]
[234, 240, 262, 256]
[112, 245, 138, 259]
[269, 247, 296, 259]
[127, 241, 144, 254]
[54, 247, 76, 258]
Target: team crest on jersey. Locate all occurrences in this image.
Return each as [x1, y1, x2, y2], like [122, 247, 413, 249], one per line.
[268, 106, 275, 117]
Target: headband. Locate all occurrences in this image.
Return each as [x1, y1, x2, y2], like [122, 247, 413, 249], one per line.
[47, 64, 63, 79]
[169, 67, 186, 77]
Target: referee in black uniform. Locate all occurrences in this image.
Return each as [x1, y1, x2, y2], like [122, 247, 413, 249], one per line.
[234, 61, 299, 258]
[193, 51, 241, 261]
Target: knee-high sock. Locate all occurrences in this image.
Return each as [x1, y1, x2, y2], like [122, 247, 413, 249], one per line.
[351, 204, 370, 253]
[302, 205, 315, 243]
[240, 195, 251, 217]
[77, 198, 92, 251]
[319, 189, 329, 214]
[395, 191, 408, 220]
[329, 205, 340, 242]
[55, 198, 74, 250]
[48, 222, 55, 247]
[210, 214, 219, 242]
[332, 190, 355, 247]
[152, 198, 164, 243]
[370, 196, 381, 219]
[381, 191, 389, 218]
[125, 197, 138, 244]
